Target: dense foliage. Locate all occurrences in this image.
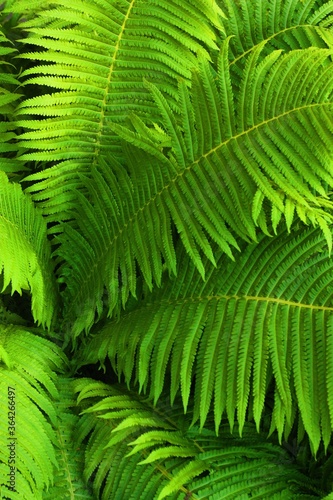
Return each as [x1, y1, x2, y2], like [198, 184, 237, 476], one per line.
[1, 0, 333, 498]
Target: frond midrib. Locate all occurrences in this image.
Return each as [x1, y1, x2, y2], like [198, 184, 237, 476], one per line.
[55, 425, 76, 499]
[91, 0, 135, 167]
[104, 293, 333, 325]
[124, 100, 333, 228]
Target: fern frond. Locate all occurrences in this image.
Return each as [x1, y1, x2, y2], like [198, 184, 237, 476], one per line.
[57, 43, 333, 336]
[218, 0, 333, 66]
[78, 225, 333, 455]
[13, 0, 224, 219]
[0, 172, 59, 328]
[42, 376, 94, 500]
[112, 43, 333, 250]
[0, 26, 23, 177]
[73, 379, 320, 499]
[0, 325, 67, 499]
[55, 152, 179, 338]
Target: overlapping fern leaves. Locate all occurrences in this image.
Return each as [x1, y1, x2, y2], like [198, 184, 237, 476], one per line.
[42, 377, 94, 500]
[218, 0, 333, 63]
[73, 378, 321, 499]
[11, 0, 333, 221]
[0, 171, 59, 328]
[57, 40, 333, 337]
[0, 326, 67, 499]
[1, 0, 333, 498]
[79, 225, 333, 455]
[11, 0, 224, 220]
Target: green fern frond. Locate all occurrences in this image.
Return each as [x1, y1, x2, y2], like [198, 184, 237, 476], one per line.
[218, 0, 333, 66]
[78, 225, 333, 455]
[0, 172, 59, 329]
[111, 43, 333, 250]
[54, 152, 179, 338]
[42, 376, 94, 500]
[56, 43, 333, 337]
[13, 0, 224, 219]
[0, 325, 67, 499]
[0, 27, 23, 176]
[73, 379, 320, 499]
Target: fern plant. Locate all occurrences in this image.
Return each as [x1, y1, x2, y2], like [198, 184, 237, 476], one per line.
[77, 225, 333, 455]
[2, 0, 333, 498]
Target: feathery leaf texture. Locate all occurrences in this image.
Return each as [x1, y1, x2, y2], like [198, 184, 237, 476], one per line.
[73, 379, 319, 499]
[211, 0, 333, 110]
[218, 0, 333, 64]
[58, 42, 333, 337]
[0, 172, 59, 328]
[0, 27, 23, 175]
[13, 0, 224, 218]
[42, 377, 94, 500]
[112, 42, 333, 246]
[0, 325, 67, 499]
[1, 0, 333, 497]
[80, 225, 333, 455]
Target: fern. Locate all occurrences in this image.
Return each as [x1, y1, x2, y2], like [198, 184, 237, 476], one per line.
[0, 328, 92, 500]
[56, 42, 333, 336]
[73, 378, 321, 499]
[78, 225, 333, 455]
[42, 376, 94, 500]
[1, 0, 333, 497]
[0, 171, 59, 329]
[0, 325, 67, 499]
[0, 26, 23, 176]
[217, 0, 333, 64]
[111, 42, 333, 242]
[10, 0, 224, 220]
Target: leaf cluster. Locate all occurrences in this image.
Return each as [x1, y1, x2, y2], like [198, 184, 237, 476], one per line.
[1, 0, 333, 498]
